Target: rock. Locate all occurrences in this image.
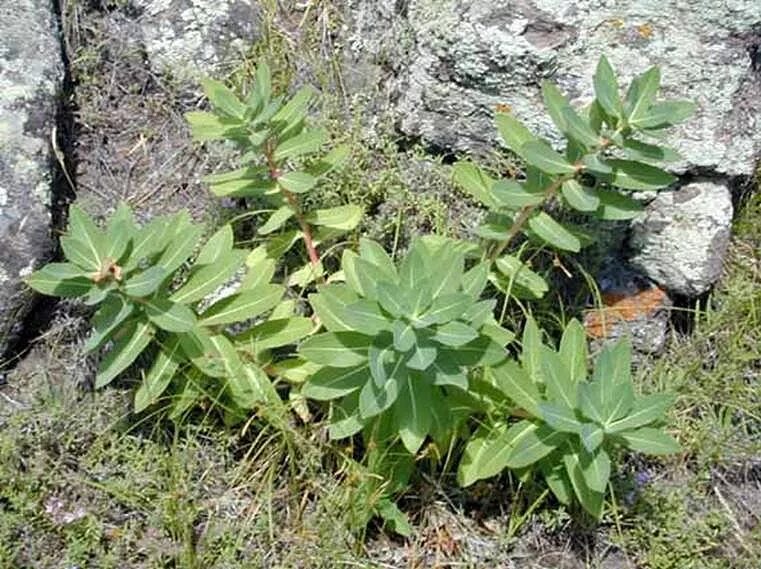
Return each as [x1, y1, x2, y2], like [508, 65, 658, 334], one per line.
[345, 0, 761, 178]
[629, 180, 733, 297]
[134, 0, 261, 79]
[0, 0, 63, 353]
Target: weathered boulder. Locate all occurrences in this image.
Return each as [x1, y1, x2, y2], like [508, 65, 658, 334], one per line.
[0, 0, 63, 354]
[346, 0, 761, 178]
[629, 180, 733, 297]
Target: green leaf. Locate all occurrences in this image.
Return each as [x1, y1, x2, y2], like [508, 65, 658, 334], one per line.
[521, 316, 544, 385]
[270, 86, 315, 130]
[205, 168, 276, 198]
[199, 284, 283, 326]
[392, 320, 416, 352]
[541, 81, 571, 133]
[457, 422, 512, 486]
[395, 374, 433, 453]
[145, 298, 197, 332]
[580, 423, 604, 453]
[359, 374, 401, 419]
[559, 319, 588, 384]
[85, 296, 134, 352]
[26, 264, 92, 297]
[488, 359, 540, 416]
[563, 448, 604, 518]
[433, 321, 478, 347]
[539, 402, 583, 434]
[228, 364, 280, 410]
[505, 421, 566, 468]
[299, 331, 371, 367]
[594, 55, 622, 118]
[438, 336, 505, 367]
[123, 217, 171, 271]
[105, 204, 135, 262]
[343, 299, 392, 335]
[622, 139, 681, 164]
[416, 293, 472, 326]
[170, 250, 247, 304]
[68, 206, 108, 267]
[562, 106, 601, 147]
[278, 171, 317, 194]
[541, 458, 573, 505]
[521, 141, 577, 175]
[580, 448, 611, 493]
[494, 256, 549, 299]
[491, 180, 544, 209]
[235, 317, 313, 353]
[134, 337, 182, 413]
[123, 266, 167, 297]
[629, 101, 696, 129]
[309, 145, 351, 177]
[605, 159, 676, 191]
[60, 236, 101, 272]
[406, 341, 437, 371]
[258, 205, 295, 235]
[359, 238, 397, 281]
[196, 225, 234, 266]
[606, 393, 676, 434]
[594, 189, 644, 220]
[185, 111, 244, 141]
[156, 217, 204, 275]
[306, 204, 362, 230]
[625, 66, 660, 124]
[274, 128, 326, 161]
[541, 346, 576, 409]
[452, 162, 497, 208]
[309, 284, 358, 332]
[266, 229, 302, 258]
[528, 212, 581, 252]
[562, 179, 599, 212]
[376, 499, 413, 537]
[496, 112, 534, 157]
[618, 427, 680, 455]
[201, 78, 246, 119]
[254, 62, 272, 106]
[95, 320, 154, 388]
[461, 263, 489, 299]
[303, 364, 369, 400]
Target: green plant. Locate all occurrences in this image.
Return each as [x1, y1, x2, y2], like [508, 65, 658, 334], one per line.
[453, 56, 695, 298]
[26, 205, 311, 421]
[459, 317, 680, 518]
[185, 63, 359, 285]
[298, 236, 513, 454]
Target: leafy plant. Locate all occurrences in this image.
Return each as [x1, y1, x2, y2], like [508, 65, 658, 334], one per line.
[186, 63, 359, 286]
[453, 55, 695, 298]
[298, 236, 513, 454]
[459, 318, 680, 518]
[26, 204, 312, 422]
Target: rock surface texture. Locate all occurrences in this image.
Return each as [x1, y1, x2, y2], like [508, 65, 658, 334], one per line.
[0, 0, 63, 354]
[630, 180, 734, 297]
[346, 0, 761, 178]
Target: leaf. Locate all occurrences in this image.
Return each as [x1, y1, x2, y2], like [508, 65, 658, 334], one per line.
[438, 336, 505, 367]
[495, 112, 534, 157]
[359, 374, 401, 419]
[68, 206, 107, 267]
[228, 364, 281, 410]
[393, 320, 416, 352]
[258, 205, 295, 235]
[199, 284, 283, 326]
[521, 141, 577, 175]
[491, 180, 544, 209]
[299, 332, 371, 367]
[274, 128, 326, 161]
[457, 422, 512, 486]
[580, 423, 604, 453]
[416, 293, 472, 326]
[309, 284, 358, 332]
[395, 374, 433, 453]
[541, 347, 576, 409]
[406, 341, 437, 371]
[561, 179, 599, 212]
[595, 190, 644, 220]
[157, 219, 203, 275]
[528, 212, 581, 252]
[505, 421, 566, 468]
[303, 364, 369, 400]
[433, 321, 478, 347]
[185, 111, 244, 141]
[488, 359, 541, 416]
[625, 66, 660, 124]
[594, 55, 622, 118]
[521, 316, 544, 384]
[629, 101, 696, 129]
[606, 393, 676, 434]
[123, 217, 171, 271]
[134, 338, 182, 413]
[541, 81, 571, 133]
[254, 62, 272, 106]
[145, 298, 197, 332]
[494, 256, 548, 299]
[278, 171, 317, 194]
[342, 299, 392, 335]
[618, 427, 680, 455]
[605, 159, 676, 191]
[306, 204, 362, 230]
[309, 145, 351, 177]
[563, 448, 604, 519]
[201, 78, 246, 119]
[539, 402, 583, 434]
[580, 448, 611, 493]
[266, 229, 302, 258]
[559, 319, 588, 384]
[376, 499, 413, 537]
[541, 458, 573, 505]
[123, 266, 167, 298]
[452, 162, 497, 208]
[26, 264, 92, 297]
[461, 263, 489, 299]
[60, 236, 101, 272]
[170, 249, 247, 304]
[205, 169, 276, 198]
[622, 139, 681, 164]
[235, 317, 313, 353]
[359, 238, 397, 281]
[270, 86, 315, 130]
[196, 225, 234, 266]
[95, 320, 154, 388]
[562, 106, 601, 147]
[85, 296, 134, 352]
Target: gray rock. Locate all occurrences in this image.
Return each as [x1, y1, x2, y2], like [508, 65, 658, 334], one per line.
[629, 180, 733, 296]
[0, 0, 63, 353]
[133, 0, 261, 79]
[346, 0, 761, 177]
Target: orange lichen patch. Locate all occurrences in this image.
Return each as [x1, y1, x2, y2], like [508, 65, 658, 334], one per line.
[583, 286, 668, 339]
[637, 23, 654, 39]
[495, 103, 512, 114]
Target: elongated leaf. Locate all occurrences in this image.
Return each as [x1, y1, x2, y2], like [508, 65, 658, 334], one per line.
[278, 171, 317, 194]
[123, 266, 167, 298]
[85, 296, 134, 352]
[606, 393, 675, 434]
[461, 263, 489, 299]
[541, 81, 570, 133]
[306, 204, 362, 230]
[68, 206, 107, 267]
[392, 320, 416, 352]
[235, 317, 313, 353]
[605, 159, 676, 191]
[452, 162, 497, 208]
[196, 225, 234, 266]
[185, 111, 244, 141]
[438, 336, 505, 367]
[562, 179, 599, 212]
[433, 321, 478, 347]
[580, 448, 611, 493]
[26, 264, 93, 297]
[562, 106, 601, 147]
[145, 298, 197, 332]
[259, 205, 295, 235]
[488, 360, 540, 416]
[303, 364, 369, 400]
[541, 458, 573, 505]
[395, 374, 433, 453]
[199, 284, 282, 326]
[618, 427, 680, 455]
[563, 447, 604, 518]
[541, 347, 576, 409]
[594, 189, 644, 220]
[95, 320, 154, 388]
[629, 101, 696, 129]
[539, 402, 583, 434]
[625, 66, 660, 124]
[505, 421, 566, 468]
[359, 238, 397, 281]
[123, 217, 171, 271]
[228, 364, 280, 410]
[170, 250, 247, 304]
[134, 338, 182, 412]
[343, 299, 392, 335]
[496, 112, 534, 157]
[300, 331, 371, 367]
[623, 139, 681, 164]
[528, 212, 581, 252]
[274, 128, 326, 161]
[359, 374, 401, 419]
[157, 218, 203, 275]
[309, 284, 358, 331]
[521, 316, 544, 384]
[494, 255, 548, 299]
[521, 141, 577, 174]
[201, 78, 246, 119]
[580, 423, 604, 453]
[457, 422, 512, 486]
[492, 180, 544, 209]
[61, 236, 101, 272]
[270, 86, 314, 129]
[416, 293, 472, 326]
[594, 55, 622, 118]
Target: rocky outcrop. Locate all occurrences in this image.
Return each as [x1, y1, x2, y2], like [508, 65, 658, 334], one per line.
[630, 180, 734, 297]
[0, 0, 64, 354]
